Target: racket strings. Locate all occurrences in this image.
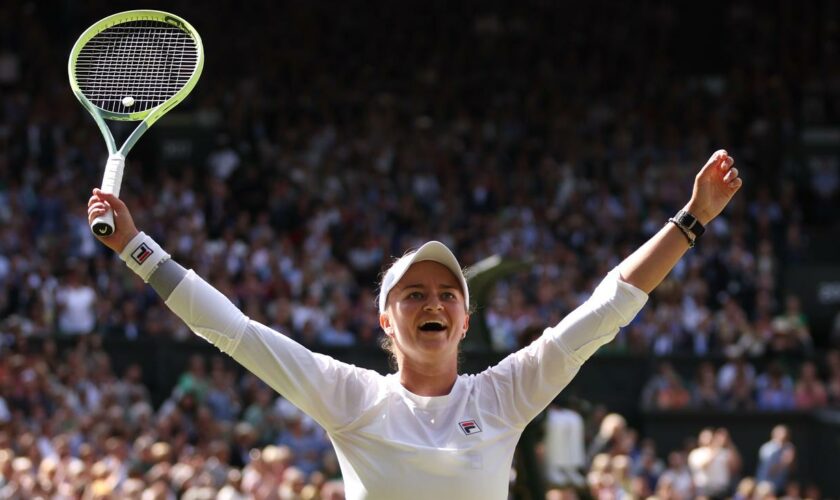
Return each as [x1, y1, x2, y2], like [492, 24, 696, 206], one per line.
[75, 20, 199, 115]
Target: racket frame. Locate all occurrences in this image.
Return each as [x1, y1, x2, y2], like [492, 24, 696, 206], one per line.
[68, 10, 204, 235]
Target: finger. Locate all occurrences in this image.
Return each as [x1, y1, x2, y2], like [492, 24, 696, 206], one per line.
[720, 155, 735, 172]
[723, 167, 739, 182]
[699, 149, 728, 176]
[88, 191, 109, 209]
[93, 189, 128, 212]
[87, 202, 108, 215]
[87, 201, 107, 213]
[729, 177, 743, 190]
[87, 208, 108, 224]
[88, 207, 108, 220]
[708, 149, 728, 165]
[708, 149, 729, 163]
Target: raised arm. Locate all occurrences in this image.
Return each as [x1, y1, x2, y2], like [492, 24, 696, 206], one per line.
[87, 189, 383, 430]
[617, 150, 742, 294]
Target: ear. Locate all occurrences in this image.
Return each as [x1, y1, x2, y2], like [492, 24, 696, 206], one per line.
[379, 312, 394, 335]
[462, 314, 470, 334]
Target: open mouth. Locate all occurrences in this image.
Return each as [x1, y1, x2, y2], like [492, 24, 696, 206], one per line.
[418, 321, 447, 332]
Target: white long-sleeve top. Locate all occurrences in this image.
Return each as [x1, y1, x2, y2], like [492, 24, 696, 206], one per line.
[163, 267, 647, 500]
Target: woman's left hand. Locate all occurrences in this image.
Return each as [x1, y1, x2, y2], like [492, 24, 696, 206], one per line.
[684, 150, 743, 225]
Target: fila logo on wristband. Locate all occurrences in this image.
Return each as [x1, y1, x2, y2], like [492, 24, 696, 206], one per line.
[459, 420, 482, 435]
[131, 243, 154, 264]
[120, 232, 169, 283]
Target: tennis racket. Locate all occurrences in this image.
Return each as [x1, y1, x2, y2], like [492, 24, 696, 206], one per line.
[68, 10, 204, 236]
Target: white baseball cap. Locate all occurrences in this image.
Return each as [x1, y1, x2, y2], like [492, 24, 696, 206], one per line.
[378, 241, 469, 313]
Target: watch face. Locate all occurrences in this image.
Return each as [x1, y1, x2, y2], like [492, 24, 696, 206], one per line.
[678, 211, 704, 236]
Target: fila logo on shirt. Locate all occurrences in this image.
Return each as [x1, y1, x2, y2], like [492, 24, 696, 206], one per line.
[131, 243, 154, 264]
[459, 419, 482, 435]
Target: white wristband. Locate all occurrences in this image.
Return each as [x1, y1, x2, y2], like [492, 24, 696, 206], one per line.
[119, 232, 171, 283]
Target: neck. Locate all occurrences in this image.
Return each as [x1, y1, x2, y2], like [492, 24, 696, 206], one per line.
[397, 358, 458, 397]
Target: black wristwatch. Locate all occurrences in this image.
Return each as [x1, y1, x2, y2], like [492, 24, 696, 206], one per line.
[669, 210, 705, 247]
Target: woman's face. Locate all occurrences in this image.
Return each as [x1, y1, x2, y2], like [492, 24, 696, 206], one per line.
[380, 261, 469, 367]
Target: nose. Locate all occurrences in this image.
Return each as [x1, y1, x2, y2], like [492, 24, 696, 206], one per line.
[423, 298, 444, 311]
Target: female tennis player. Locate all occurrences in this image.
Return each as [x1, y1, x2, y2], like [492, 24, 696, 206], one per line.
[88, 150, 740, 500]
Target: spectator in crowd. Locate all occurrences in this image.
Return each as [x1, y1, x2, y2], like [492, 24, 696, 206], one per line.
[733, 477, 757, 500]
[275, 401, 328, 477]
[769, 295, 813, 355]
[631, 440, 664, 496]
[217, 468, 247, 500]
[688, 427, 741, 498]
[278, 465, 307, 499]
[542, 399, 586, 490]
[175, 354, 210, 404]
[794, 360, 828, 409]
[586, 413, 626, 466]
[714, 428, 742, 494]
[719, 296, 766, 359]
[656, 450, 695, 500]
[755, 424, 796, 496]
[609, 455, 636, 497]
[641, 362, 692, 410]
[587, 453, 621, 499]
[242, 385, 280, 446]
[826, 350, 840, 405]
[714, 295, 750, 356]
[691, 361, 722, 408]
[719, 355, 757, 411]
[724, 372, 757, 411]
[718, 354, 756, 394]
[205, 359, 241, 424]
[229, 423, 258, 469]
[54, 267, 96, 336]
[756, 362, 796, 411]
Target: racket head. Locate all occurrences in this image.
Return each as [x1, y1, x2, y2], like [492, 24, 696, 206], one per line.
[68, 10, 204, 124]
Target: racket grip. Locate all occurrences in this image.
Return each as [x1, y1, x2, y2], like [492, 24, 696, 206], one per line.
[91, 153, 126, 237]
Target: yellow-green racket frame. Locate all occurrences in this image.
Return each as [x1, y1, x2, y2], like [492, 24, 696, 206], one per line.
[68, 10, 204, 235]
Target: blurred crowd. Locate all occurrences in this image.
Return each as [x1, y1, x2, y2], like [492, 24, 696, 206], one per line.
[1, 0, 840, 498]
[2, 2, 839, 354]
[0, 334, 825, 499]
[541, 404, 820, 500]
[0, 333, 827, 499]
[0, 335, 343, 499]
[641, 349, 840, 412]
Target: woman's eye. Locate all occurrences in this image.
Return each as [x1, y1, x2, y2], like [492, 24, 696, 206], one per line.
[442, 292, 456, 300]
[408, 291, 424, 299]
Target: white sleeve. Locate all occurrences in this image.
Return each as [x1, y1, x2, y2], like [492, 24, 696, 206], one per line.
[165, 270, 385, 431]
[552, 267, 648, 362]
[476, 267, 648, 428]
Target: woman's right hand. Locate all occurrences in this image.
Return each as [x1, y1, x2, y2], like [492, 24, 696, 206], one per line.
[87, 188, 140, 253]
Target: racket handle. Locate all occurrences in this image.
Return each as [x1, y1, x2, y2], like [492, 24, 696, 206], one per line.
[91, 153, 126, 237]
